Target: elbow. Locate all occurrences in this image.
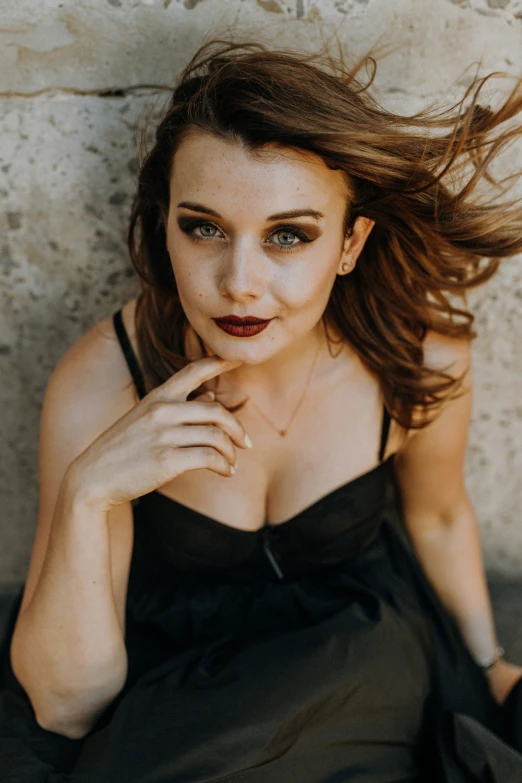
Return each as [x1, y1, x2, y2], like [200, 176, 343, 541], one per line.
[35, 708, 92, 740]
[32, 667, 127, 740]
[12, 640, 128, 741]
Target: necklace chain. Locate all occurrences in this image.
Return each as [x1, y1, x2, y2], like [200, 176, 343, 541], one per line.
[244, 337, 323, 437]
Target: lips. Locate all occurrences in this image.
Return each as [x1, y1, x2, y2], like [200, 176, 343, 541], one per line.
[213, 315, 272, 337]
[215, 315, 269, 324]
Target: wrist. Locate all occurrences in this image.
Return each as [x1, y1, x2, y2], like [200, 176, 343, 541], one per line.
[476, 644, 506, 673]
[61, 463, 111, 516]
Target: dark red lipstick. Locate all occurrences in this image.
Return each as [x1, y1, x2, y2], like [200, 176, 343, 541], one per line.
[213, 315, 272, 337]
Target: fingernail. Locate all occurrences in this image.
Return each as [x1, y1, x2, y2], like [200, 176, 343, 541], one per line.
[244, 434, 253, 448]
[207, 391, 215, 400]
[230, 464, 236, 475]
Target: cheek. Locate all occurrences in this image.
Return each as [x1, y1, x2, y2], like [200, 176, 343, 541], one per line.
[276, 264, 335, 310]
[172, 264, 211, 307]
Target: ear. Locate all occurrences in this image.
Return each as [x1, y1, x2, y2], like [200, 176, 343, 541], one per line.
[337, 216, 375, 276]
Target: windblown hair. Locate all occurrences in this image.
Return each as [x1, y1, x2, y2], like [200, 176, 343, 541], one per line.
[127, 38, 522, 430]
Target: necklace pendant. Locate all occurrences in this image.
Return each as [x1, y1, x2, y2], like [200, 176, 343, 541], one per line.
[245, 338, 323, 439]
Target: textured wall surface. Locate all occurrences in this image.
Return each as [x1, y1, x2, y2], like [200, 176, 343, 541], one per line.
[1, 0, 521, 582]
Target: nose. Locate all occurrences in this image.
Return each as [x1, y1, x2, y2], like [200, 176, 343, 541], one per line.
[217, 242, 266, 302]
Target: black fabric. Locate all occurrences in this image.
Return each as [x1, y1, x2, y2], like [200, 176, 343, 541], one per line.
[1, 309, 521, 782]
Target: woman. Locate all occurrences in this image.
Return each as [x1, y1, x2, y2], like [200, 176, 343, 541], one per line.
[1, 38, 522, 782]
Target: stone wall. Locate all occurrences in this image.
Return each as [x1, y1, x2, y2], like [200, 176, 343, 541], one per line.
[1, 0, 521, 582]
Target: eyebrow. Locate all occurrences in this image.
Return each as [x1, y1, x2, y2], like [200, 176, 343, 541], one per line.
[177, 201, 324, 222]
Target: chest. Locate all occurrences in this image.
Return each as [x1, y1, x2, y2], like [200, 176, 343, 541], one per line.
[152, 366, 401, 531]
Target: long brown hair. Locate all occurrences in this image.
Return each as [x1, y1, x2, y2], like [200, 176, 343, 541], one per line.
[127, 38, 522, 429]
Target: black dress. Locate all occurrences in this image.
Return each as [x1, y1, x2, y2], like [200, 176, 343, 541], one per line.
[1, 308, 522, 782]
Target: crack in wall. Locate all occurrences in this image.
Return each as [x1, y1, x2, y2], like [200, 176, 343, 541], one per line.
[0, 83, 174, 99]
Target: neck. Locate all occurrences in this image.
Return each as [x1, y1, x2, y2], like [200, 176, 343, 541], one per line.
[234, 320, 327, 396]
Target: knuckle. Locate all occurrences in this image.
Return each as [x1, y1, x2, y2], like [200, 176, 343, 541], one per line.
[209, 402, 236, 429]
[157, 445, 175, 464]
[203, 446, 222, 465]
[155, 428, 171, 447]
[207, 424, 227, 445]
[147, 401, 168, 421]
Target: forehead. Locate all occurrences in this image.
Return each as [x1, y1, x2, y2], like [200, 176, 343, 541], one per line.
[169, 131, 349, 211]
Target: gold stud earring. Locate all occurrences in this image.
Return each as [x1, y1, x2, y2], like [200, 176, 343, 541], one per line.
[340, 261, 351, 273]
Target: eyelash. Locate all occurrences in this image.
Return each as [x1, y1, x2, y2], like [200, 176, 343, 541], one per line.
[179, 220, 313, 254]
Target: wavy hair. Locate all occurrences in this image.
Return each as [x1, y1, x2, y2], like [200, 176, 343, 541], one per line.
[127, 38, 522, 429]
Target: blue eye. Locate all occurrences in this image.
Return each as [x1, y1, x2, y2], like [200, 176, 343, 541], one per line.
[179, 220, 312, 253]
[193, 223, 220, 239]
[272, 228, 305, 250]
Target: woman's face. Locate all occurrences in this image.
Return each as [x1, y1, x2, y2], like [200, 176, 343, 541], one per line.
[164, 131, 374, 365]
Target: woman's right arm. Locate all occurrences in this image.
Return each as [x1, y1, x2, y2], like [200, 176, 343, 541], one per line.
[9, 325, 137, 740]
[10, 474, 130, 740]
[9, 321, 247, 740]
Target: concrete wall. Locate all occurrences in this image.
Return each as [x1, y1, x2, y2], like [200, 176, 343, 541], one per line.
[1, 0, 521, 582]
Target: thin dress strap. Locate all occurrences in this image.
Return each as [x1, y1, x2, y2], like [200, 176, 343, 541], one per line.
[378, 405, 391, 463]
[113, 309, 147, 400]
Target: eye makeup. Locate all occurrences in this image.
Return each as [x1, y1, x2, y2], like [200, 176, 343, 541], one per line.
[176, 217, 318, 254]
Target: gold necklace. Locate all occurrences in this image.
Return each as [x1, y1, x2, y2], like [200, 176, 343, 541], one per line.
[244, 336, 324, 437]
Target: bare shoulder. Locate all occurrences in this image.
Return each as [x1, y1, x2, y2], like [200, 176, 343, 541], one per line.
[54, 297, 140, 423]
[422, 328, 472, 376]
[396, 329, 472, 451]
[40, 294, 142, 505]
[405, 328, 473, 436]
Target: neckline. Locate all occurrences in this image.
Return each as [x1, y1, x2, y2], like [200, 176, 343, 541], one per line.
[143, 452, 396, 535]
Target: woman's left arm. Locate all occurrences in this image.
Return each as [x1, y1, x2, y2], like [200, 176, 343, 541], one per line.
[393, 330, 522, 706]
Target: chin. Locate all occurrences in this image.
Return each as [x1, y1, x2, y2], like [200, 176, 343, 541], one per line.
[204, 334, 276, 365]
[188, 317, 279, 364]
[214, 345, 269, 364]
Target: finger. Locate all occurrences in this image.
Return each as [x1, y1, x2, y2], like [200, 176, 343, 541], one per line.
[168, 424, 237, 467]
[174, 400, 251, 449]
[194, 391, 216, 402]
[161, 356, 243, 400]
[175, 446, 235, 478]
